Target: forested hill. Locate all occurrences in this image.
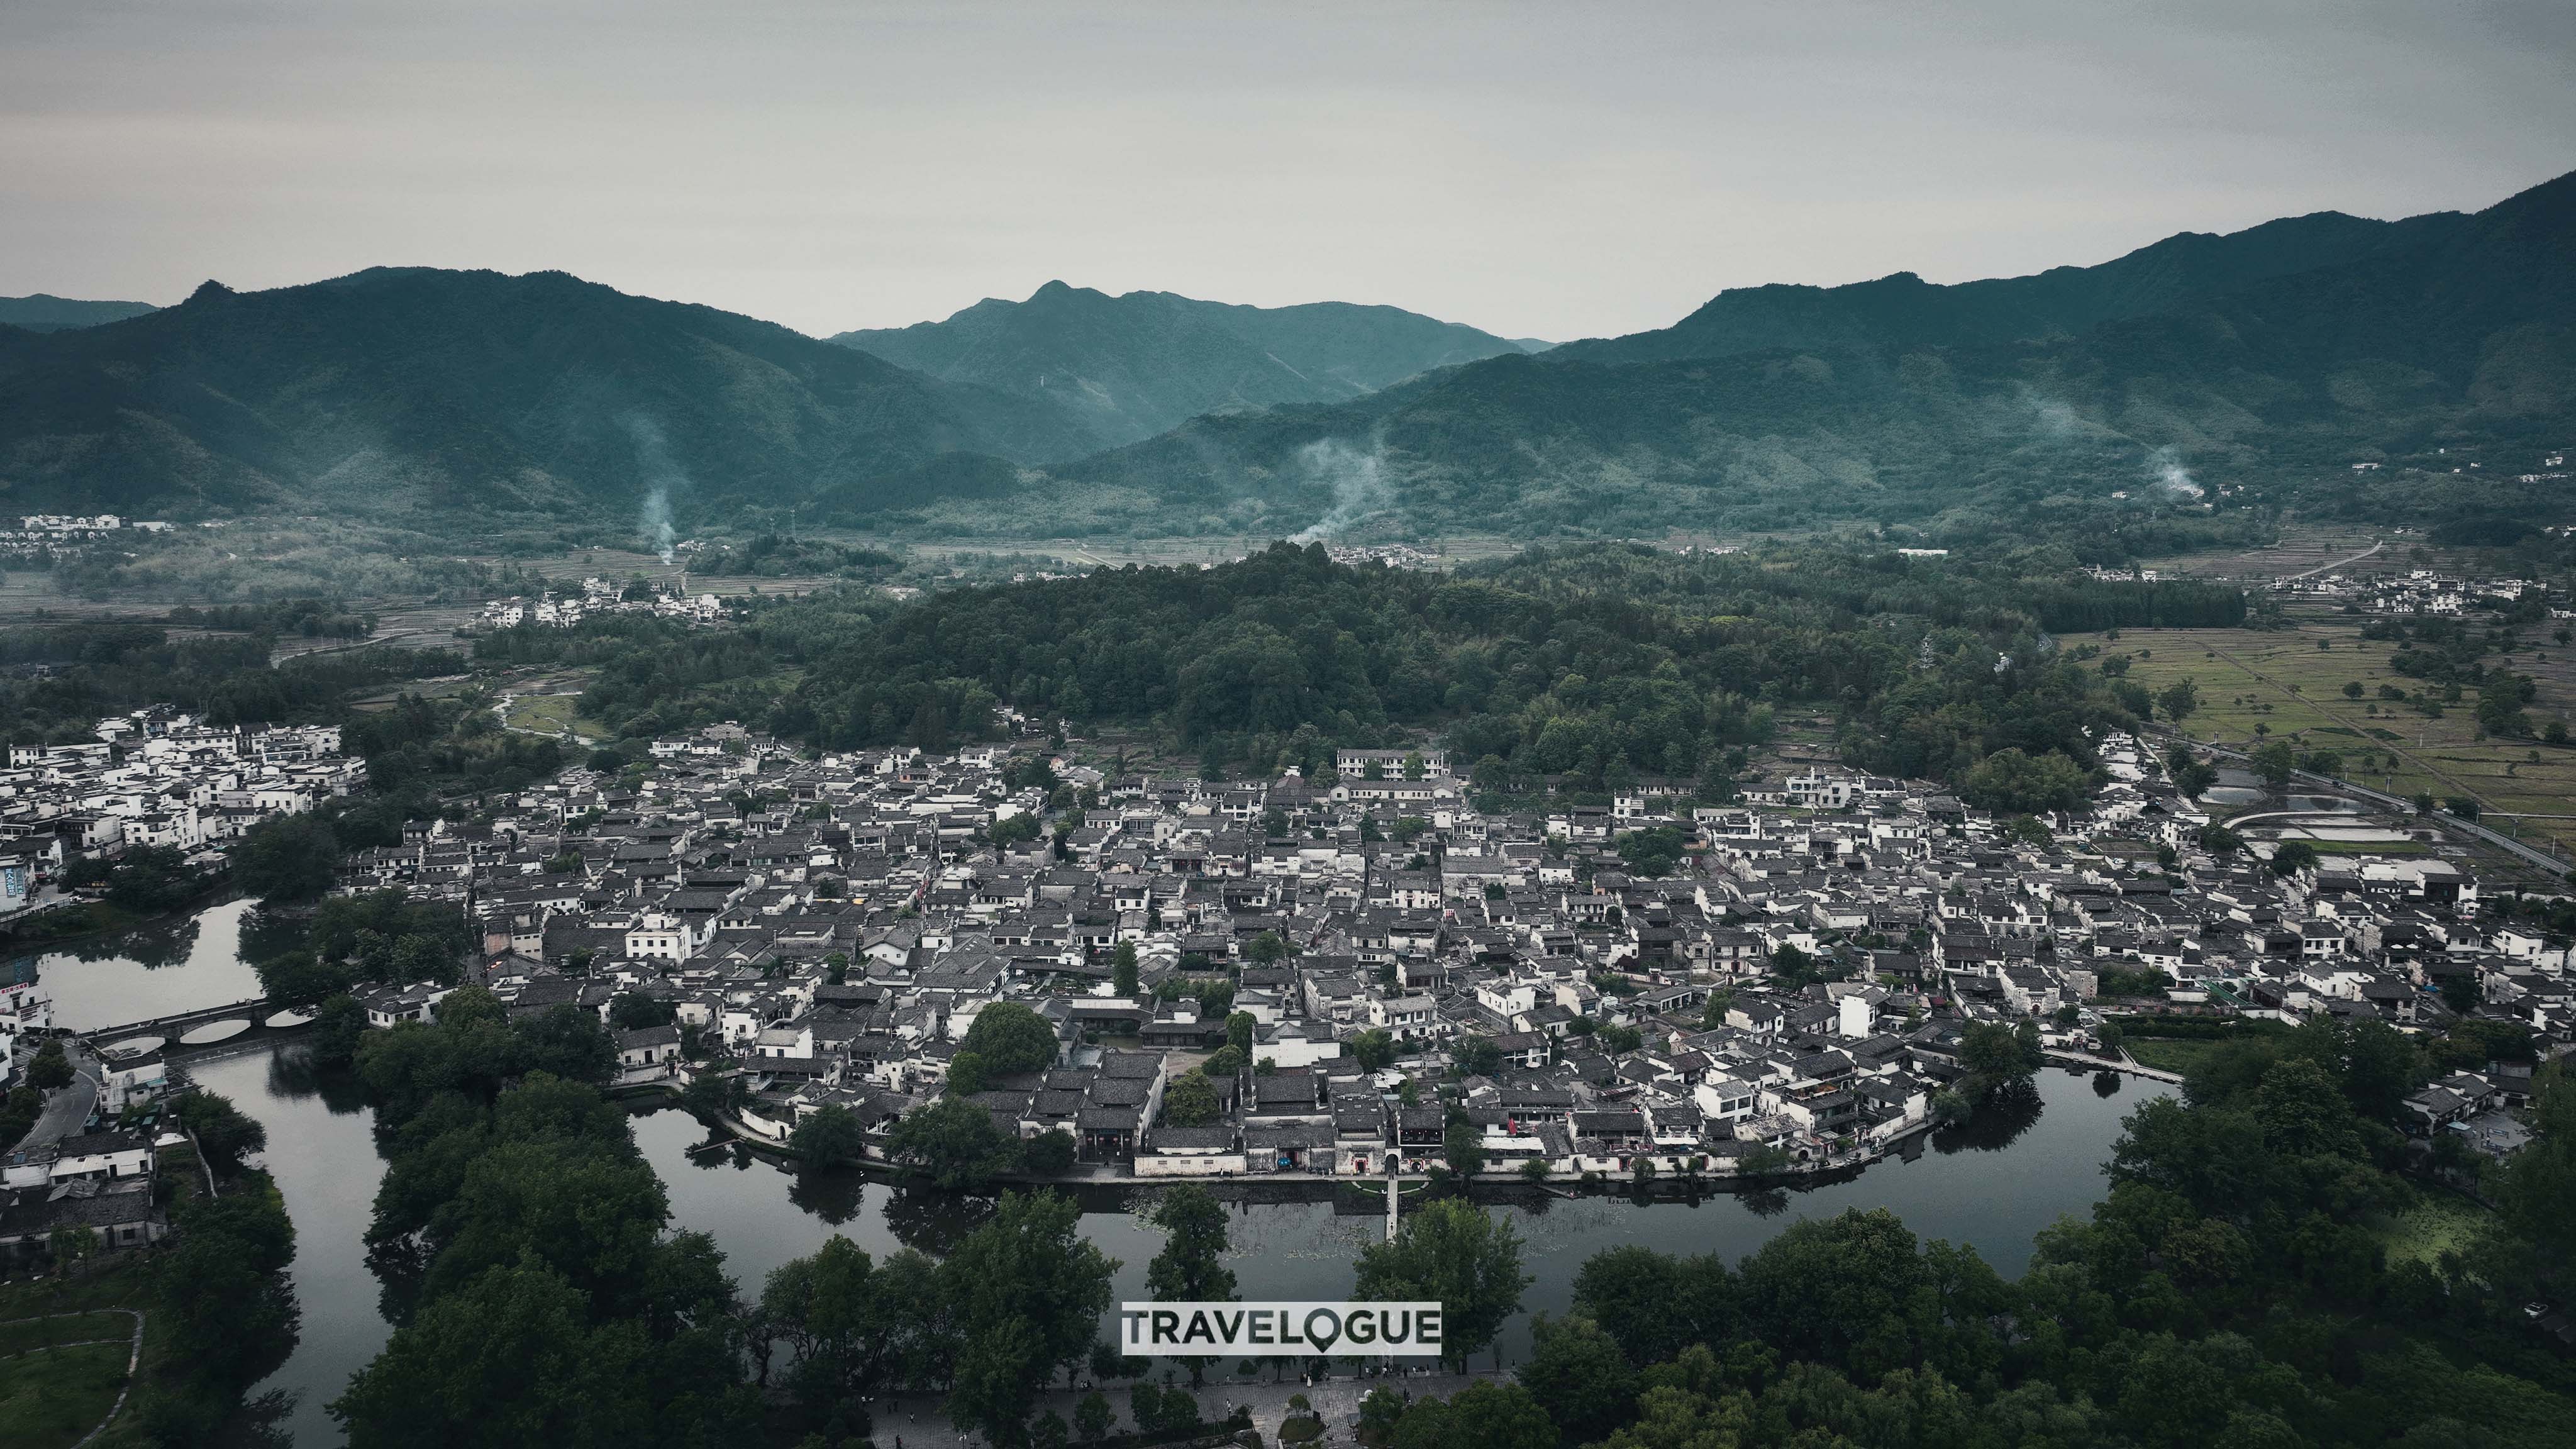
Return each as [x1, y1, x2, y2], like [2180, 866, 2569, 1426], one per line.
[999, 170, 2576, 548]
[0, 267, 1102, 522]
[0, 292, 160, 332]
[493, 541, 2242, 811]
[1550, 208, 2463, 366]
[831, 280, 1538, 453]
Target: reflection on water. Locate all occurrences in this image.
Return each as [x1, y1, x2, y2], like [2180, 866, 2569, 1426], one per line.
[189, 1046, 385, 1449]
[1927, 1079, 2044, 1155]
[36, 898, 262, 1030]
[201, 1052, 2165, 1446]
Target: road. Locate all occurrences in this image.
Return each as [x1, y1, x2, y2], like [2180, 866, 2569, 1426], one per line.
[2277, 537, 2382, 584]
[12, 1039, 99, 1152]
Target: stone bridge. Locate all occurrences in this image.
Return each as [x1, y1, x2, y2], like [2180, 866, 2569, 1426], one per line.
[79, 997, 312, 1057]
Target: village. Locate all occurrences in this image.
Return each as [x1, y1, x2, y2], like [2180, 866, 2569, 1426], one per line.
[0, 709, 358, 1265]
[301, 723, 2560, 1189]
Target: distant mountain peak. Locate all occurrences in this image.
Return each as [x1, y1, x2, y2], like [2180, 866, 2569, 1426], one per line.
[828, 285, 1531, 452]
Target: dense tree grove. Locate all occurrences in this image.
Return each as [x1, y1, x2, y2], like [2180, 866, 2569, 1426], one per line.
[1355, 1040, 2576, 1449]
[505, 541, 2238, 798]
[0, 618, 460, 745]
[248, 886, 473, 1006]
[333, 986, 760, 1447]
[136, 1168, 302, 1443]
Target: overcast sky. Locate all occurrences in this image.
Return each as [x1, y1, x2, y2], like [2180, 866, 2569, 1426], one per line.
[6, 1, 2572, 342]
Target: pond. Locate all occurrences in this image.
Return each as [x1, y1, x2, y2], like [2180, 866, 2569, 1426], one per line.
[195, 1050, 2165, 1448]
[28, 898, 269, 1032]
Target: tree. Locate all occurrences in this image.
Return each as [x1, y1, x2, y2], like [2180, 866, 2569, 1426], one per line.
[1454, 1036, 1503, 1080]
[1516, 1314, 1636, 1445]
[790, 1104, 869, 1167]
[1389, 1381, 1556, 1449]
[2270, 840, 2320, 877]
[333, 1253, 666, 1448]
[962, 1001, 1064, 1076]
[1146, 1185, 1236, 1385]
[2156, 678, 2200, 723]
[2438, 974, 2480, 1016]
[2497, 1061, 2576, 1290]
[2251, 740, 2297, 791]
[1020, 1128, 1078, 1176]
[886, 1094, 1015, 1189]
[1074, 1391, 1114, 1442]
[1350, 1028, 1398, 1071]
[310, 992, 369, 1070]
[233, 811, 341, 902]
[1354, 1197, 1530, 1372]
[1202, 1044, 1245, 1079]
[1958, 1019, 2043, 1096]
[175, 1087, 267, 1174]
[1112, 942, 1140, 999]
[1443, 1114, 1487, 1178]
[1959, 748, 2093, 814]
[27, 1039, 73, 1090]
[943, 1192, 1119, 1447]
[1161, 1070, 1221, 1128]
[609, 992, 677, 1031]
[1225, 1011, 1255, 1055]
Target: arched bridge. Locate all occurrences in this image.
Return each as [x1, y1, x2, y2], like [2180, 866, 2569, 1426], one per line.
[79, 997, 313, 1057]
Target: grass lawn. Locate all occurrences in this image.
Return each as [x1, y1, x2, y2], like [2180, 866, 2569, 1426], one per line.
[0, 1263, 163, 1449]
[0, 1313, 128, 1357]
[502, 692, 610, 742]
[2123, 1038, 2221, 1076]
[0, 1338, 128, 1449]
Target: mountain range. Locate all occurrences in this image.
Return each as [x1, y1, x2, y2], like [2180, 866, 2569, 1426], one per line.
[1016, 170, 2576, 542]
[831, 282, 1542, 454]
[1, 169, 2569, 545]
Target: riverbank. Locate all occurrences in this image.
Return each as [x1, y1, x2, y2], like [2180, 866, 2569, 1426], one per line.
[202, 1052, 2172, 1448]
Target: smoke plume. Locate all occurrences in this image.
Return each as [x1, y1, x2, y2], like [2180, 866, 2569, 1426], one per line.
[2145, 445, 2204, 501]
[622, 414, 686, 562]
[1289, 440, 1392, 543]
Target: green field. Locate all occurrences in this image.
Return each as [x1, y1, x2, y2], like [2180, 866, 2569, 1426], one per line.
[2063, 614, 2576, 834]
[501, 692, 610, 742]
[2123, 1038, 2221, 1077]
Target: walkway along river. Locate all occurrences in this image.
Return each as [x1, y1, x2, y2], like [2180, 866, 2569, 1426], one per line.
[187, 1045, 2165, 1449]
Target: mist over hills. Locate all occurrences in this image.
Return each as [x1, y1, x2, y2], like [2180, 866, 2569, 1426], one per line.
[831, 281, 1541, 453]
[996, 170, 2576, 545]
[2, 169, 2569, 551]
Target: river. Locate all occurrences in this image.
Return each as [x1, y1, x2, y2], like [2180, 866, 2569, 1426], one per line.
[62, 904, 2168, 1447]
[186, 1049, 2162, 1448]
[26, 897, 268, 1032]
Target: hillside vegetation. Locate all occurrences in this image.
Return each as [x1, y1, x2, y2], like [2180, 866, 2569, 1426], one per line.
[833, 280, 1536, 453]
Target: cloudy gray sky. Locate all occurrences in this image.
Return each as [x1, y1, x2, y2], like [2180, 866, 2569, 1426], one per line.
[5, 1, 2572, 342]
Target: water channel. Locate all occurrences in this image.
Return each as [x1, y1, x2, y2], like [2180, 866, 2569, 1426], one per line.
[36, 904, 2175, 1448]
